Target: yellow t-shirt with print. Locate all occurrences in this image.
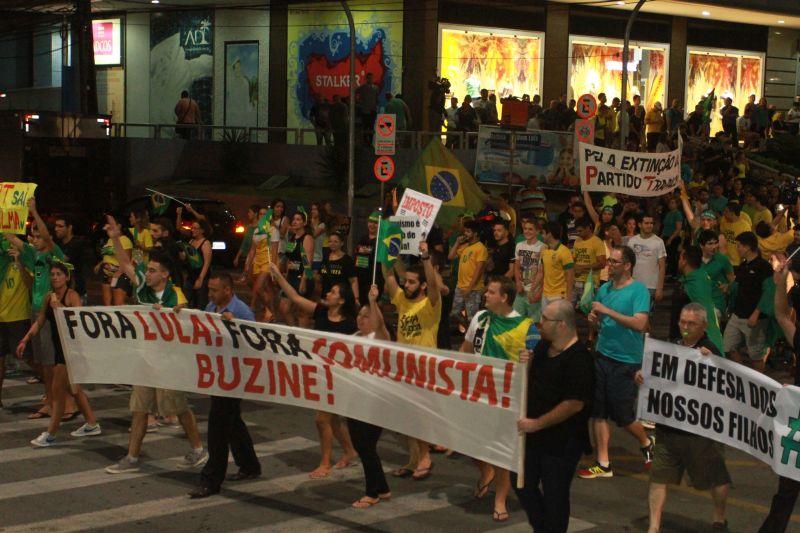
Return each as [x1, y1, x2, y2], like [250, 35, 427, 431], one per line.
[392, 290, 441, 349]
[719, 216, 752, 266]
[456, 241, 489, 290]
[541, 244, 574, 298]
[130, 227, 154, 265]
[102, 235, 133, 277]
[0, 263, 31, 322]
[572, 235, 605, 284]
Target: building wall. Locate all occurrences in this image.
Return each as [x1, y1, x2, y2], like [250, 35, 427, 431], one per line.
[766, 27, 800, 110]
[125, 12, 150, 137]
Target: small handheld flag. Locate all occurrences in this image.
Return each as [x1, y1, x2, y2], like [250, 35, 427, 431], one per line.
[150, 191, 171, 215]
[376, 219, 403, 266]
[255, 208, 273, 237]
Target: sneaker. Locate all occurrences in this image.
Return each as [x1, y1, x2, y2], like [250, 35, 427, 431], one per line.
[31, 432, 56, 447]
[577, 463, 613, 479]
[106, 456, 141, 474]
[177, 448, 209, 469]
[642, 435, 656, 469]
[71, 423, 102, 437]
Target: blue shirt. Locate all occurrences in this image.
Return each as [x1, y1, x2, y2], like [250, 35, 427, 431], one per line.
[594, 280, 651, 364]
[205, 295, 255, 321]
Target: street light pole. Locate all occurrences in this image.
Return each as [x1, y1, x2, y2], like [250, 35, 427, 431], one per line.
[341, 0, 356, 251]
[619, 0, 647, 149]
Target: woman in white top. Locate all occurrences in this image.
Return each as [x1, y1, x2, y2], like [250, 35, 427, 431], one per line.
[270, 198, 289, 259]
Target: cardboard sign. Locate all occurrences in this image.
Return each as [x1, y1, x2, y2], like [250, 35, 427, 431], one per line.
[389, 215, 423, 255]
[0, 182, 37, 234]
[395, 188, 442, 235]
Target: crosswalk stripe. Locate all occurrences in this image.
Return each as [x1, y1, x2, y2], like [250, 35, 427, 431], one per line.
[1, 378, 35, 389]
[0, 386, 127, 410]
[2, 446, 374, 533]
[0, 406, 131, 435]
[0, 436, 317, 501]
[491, 517, 597, 532]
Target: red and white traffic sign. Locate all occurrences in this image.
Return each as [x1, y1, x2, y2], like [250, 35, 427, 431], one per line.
[576, 93, 598, 120]
[374, 113, 396, 155]
[373, 155, 395, 182]
[575, 118, 595, 144]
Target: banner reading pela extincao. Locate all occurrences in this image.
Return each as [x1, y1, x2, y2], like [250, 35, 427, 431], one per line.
[578, 140, 681, 197]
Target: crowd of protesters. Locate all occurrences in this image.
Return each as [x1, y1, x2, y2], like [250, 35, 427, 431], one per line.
[5, 96, 800, 531]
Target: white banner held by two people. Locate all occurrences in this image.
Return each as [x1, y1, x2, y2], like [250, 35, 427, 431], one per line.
[578, 140, 681, 197]
[638, 337, 800, 482]
[54, 306, 527, 473]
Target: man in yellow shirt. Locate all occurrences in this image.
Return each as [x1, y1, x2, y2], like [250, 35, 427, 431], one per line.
[744, 193, 773, 229]
[572, 218, 606, 307]
[534, 221, 574, 309]
[448, 219, 488, 324]
[129, 209, 154, 265]
[719, 202, 752, 266]
[0, 245, 31, 407]
[384, 242, 441, 482]
[756, 214, 794, 260]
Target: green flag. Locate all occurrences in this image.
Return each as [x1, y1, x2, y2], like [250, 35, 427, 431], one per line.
[255, 208, 273, 237]
[151, 191, 171, 215]
[701, 89, 715, 125]
[681, 269, 724, 354]
[400, 139, 487, 228]
[376, 220, 403, 266]
[579, 270, 595, 315]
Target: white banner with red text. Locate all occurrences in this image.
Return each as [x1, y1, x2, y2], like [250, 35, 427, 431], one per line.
[55, 306, 526, 472]
[638, 338, 800, 482]
[578, 141, 680, 197]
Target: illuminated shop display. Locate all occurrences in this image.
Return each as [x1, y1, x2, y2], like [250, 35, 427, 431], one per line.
[686, 48, 764, 135]
[439, 24, 544, 100]
[568, 36, 668, 110]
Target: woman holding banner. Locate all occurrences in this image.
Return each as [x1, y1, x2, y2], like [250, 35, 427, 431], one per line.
[19, 261, 101, 447]
[269, 262, 359, 479]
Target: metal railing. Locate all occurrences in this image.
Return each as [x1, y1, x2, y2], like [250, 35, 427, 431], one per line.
[109, 122, 480, 149]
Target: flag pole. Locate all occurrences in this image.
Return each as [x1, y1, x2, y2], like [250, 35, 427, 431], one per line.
[516, 359, 530, 489]
[146, 188, 187, 207]
[372, 208, 382, 286]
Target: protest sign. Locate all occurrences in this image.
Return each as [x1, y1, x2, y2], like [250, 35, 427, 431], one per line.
[55, 306, 526, 472]
[638, 338, 800, 482]
[578, 141, 680, 197]
[389, 215, 422, 255]
[396, 188, 441, 237]
[0, 182, 37, 234]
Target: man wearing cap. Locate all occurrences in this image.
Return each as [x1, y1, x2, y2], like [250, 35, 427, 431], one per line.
[354, 212, 383, 305]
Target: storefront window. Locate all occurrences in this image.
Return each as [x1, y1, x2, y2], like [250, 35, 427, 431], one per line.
[439, 24, 543, 101]
[568, 37, 668, 110]
[686, 48, 764, 135]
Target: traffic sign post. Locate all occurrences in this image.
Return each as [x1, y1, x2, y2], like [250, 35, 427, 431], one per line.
[374, 113, 396, 155]
[575, 118, 595, 144]
[576, 94, 598, 120]
[374, 155, 395, 182]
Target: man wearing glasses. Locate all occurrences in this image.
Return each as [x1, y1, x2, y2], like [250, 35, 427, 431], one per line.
[578, 245, 654, 479]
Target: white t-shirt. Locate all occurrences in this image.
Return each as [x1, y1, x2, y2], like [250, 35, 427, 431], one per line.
[514, 240, 545, 291]
[465, 309, 521, 356]
[627, 234, 667, 289]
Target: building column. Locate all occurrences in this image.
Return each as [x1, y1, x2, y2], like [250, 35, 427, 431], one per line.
[268, 0, 288, 141]
[403, 0, 438, 131]
[668, 16, 687, 107]
[543, 3, 569, 103]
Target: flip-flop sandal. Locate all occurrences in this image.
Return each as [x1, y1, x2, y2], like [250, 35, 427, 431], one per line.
[412, 463, 434, 480]
[493, 510, 510, 522]
[474, 476, 494, 499]
[28, 410, 49, 420]
[308, 469, 330, 479]
[352, 496, 381, 509]
[390, 467, 414, 478]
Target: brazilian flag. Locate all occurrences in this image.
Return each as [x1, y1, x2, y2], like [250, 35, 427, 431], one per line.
[255, 208, 273, 237]
[376, 220, 402, 266]
[480, 312, 533, 362]
[701, 89, 715, 125]
[151, 191, 170, 215]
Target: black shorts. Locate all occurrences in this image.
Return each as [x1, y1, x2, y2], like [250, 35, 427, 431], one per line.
[112, 274, 134, 297]
[592, 353, 640, 427]
[0, 320, 30, 358]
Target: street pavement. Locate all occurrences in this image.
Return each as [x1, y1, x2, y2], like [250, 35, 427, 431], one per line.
[0, 371, 794, 532]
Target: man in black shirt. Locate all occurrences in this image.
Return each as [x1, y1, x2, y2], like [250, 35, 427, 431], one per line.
[488, 220, 515, 278]
[722, 232, 773, 372]
[514, 299, 594, 533]
[760, 256, 800, 532]
[637, 303, 731, 532]
[54, 215, 88, 300]
[150, 217, 185, 288]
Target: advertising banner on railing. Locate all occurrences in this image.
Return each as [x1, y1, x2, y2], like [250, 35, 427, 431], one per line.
[475, 126, 577, 189]
[56, 306, 525, 472]
[638, 338, 800, 482]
